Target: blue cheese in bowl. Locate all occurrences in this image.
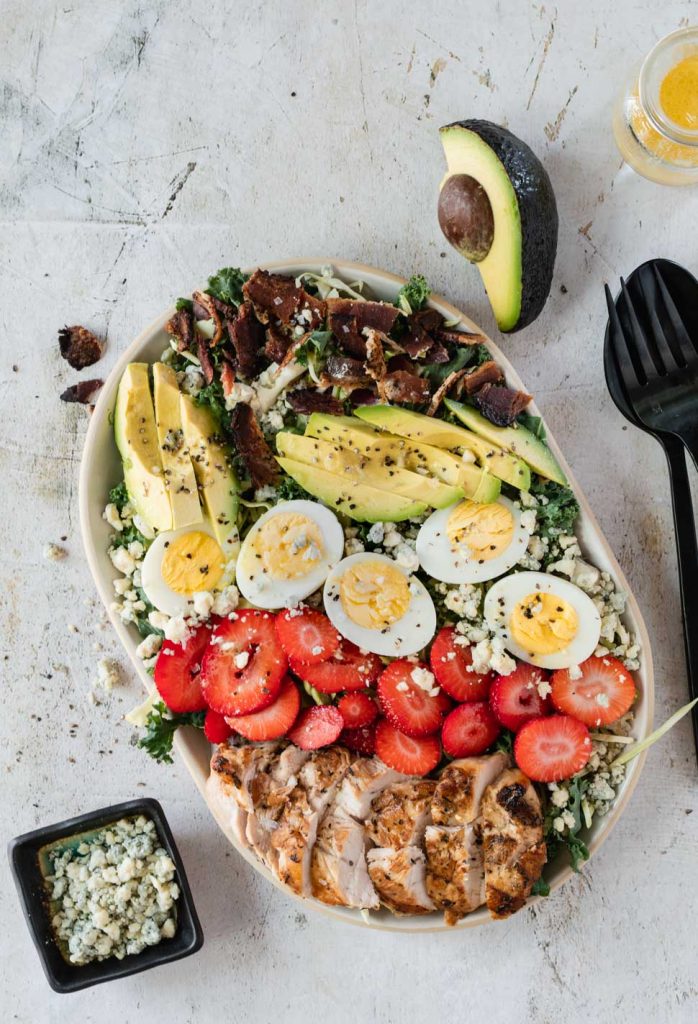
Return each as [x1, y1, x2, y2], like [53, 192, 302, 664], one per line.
[43, 814, 179, 966]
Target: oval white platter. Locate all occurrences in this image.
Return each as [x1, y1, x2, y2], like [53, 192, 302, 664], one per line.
[79, 258, 654, 932]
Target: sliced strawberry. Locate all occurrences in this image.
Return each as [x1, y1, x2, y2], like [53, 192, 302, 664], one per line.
[339, 722, 377, 755]
[289, 639, 382, 693]
[203, 709, 233, 744]
[337, 691, 378, 729]
[441, 701, 501, 757]
[154, 622, 212, 713]
[514, 714, 592, 782]
[275, 608, 340, 665]
[550, 655, 637, 727]
[229, 678, 300, 741]
[377, 660, 444, 738]
[375, 719, 441, 776]
[287, 705, 344, 750]
[201, 609, 287, 717]
[489, 663, 552, 732]
[429, 626, 494, 702]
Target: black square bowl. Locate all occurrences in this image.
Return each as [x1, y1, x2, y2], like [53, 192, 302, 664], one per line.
[8, 797, 204, 993]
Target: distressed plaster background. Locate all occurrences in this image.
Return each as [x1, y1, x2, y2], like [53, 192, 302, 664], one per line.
[1, 1, 697, 1021]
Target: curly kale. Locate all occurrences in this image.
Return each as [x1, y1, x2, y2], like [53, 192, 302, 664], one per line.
[396, 274, 431, 314]
[277, 474, 312, 502]
[195, 376, 228, 429]
[108, 481, 130, 512]
[543, 774, 591, 872]
[294, 329, 334, 368]
[138, 701, 206, 764]
[531, 479, 580, 538]
[206, 267, 247, 306]
[175, 297, 193, 312]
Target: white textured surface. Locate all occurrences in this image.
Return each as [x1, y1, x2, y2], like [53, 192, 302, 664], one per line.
[2, 2, 698, 1021]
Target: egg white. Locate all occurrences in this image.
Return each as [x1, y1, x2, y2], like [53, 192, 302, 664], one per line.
[323, 552, 437, 657]
[484, 570, 602, 670]
[415, 496, 532, 585]
[236, 499, 344, 610]
[141, 521, 237, 617]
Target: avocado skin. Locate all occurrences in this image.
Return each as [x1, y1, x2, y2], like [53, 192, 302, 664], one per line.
[443, 119, 558, 332]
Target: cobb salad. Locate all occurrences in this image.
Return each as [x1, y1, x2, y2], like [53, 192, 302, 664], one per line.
[104, 264, 649, 923]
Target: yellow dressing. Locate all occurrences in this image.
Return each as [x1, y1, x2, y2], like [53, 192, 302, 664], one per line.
[660, 54, 698, 129]
[510, 592, 578, 656]
[161, 531, 225, 593]
[447, 500, 514, 561]
[339, 559, 410, 630]
[250, 512, 324, 580]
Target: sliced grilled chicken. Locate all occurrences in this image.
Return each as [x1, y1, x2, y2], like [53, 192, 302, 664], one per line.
[207, 741, 282, 845]
[366, 779, 436, 848]
[244, 745, 311, 870]
[335, 757, 410, 820]
[424, 824, 484, 925]
[481, 768, 547, 919]
[312, 806, 379, 909]
[431, 752, 510, 826]
[271, 746, 354, 897]
[366, 847, 435, 915]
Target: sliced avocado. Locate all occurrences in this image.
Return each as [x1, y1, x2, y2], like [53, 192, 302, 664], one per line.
[444, 399, 567, 485]
[354, 405, 530, 491]
[439, 120, 558, 333]
[276, 457, 428, 523]
[152, 363, 203, 530]
[304, 413, 500, 502]
[114, 363, 172, 532]
[180, 394, 239, 551]
[276, 432, 463, 509]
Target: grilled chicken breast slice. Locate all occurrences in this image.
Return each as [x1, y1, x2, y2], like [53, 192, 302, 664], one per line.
[335, 758, 410, 820]
[366, 779, 437, 848]
[481, 768, 547, 919]
[311, 807, 379, 909]
[207, 742, 282, 845]
[431, 753, 510, 826]
[244, 745, 311, 870]
[367, 847, 435, 915]
[424, 824, 485, 925]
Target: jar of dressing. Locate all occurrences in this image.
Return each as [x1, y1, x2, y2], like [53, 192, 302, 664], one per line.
[613, 27, 698, 186]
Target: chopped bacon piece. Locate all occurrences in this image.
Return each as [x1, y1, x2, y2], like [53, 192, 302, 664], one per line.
[401, 308, 444, 360]
[436, 327, 488, 347]
[220, 359, 236, 397]
[473, 383, 532, 426]
[322, 354, 371, 387]
[346, 386, 380, 407]
[230, 403, 279, 487]
[286, 388, 344, 416]
[380, 370, 430, 405]
[229, 301, 264, 379]
[58, 325, 104, 369]
[197, 335, 215, 385]
[364, 329, 387, 382]
[427, 368, 469, 416]
[327, 298, 400, 357]
[461, 360, 504, 396]
[165, 307, 196, 351]
[191, 291, 225, 346]
[60, 378, 103, 404]
[192, 297, 211, 320]
[264, 324, 291, 364]
[243, 269, 300, 323]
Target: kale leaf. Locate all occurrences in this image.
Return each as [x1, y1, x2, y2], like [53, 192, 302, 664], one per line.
[195, 377, 228, 428]
[543, 775, 591, 872]
[518, 412, 546, 439]
[277, 474, 312, 502]
[206, 267, 247, 306]
[422, 347, 477, 388]
[531, 479, 580, 538]
[295, 329, 334, 368]
[531, 876, 551, 897]
[494, 729, 515, 755]
[396, 274, 431, 314]
[108, 481, 130, 512]
[175, 297, 193, 312]
[138, 701, 206, 764]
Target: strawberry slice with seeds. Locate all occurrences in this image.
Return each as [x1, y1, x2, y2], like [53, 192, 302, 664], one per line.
[201, 609, 287, 716]
[154, 622, 212, 713]
[550, 655, 637, 727]
[377, 659, 444, 738]
[375, 719, 441, 776]
[339, 722, 377, 755]
[203, 708, 233, 744]
[229, 678, 300, 742]
[441, 701, 501, 757]
[489, 663, 552, 732]
[287, 705, 344, 750]
[275, 608, 340, 664]
[337, 691, 378, 729]
[289, 638, 382, 693]
[430, 626, 494, 702]
[514, 714, 592, 782]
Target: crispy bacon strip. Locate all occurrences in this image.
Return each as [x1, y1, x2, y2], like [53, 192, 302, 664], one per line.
[364, 329, 387, 382]
[327, 298, 400, 358]
[380, 370, 430, 405]
[230, 403, 279, 488]
[243, 269, 325, 328]
[229, 302, 264, 379]
[322, 354, 372, 388]
[58, 325, 104, 369]
[264, 325, 291, 364]
[427, 369, 469, 416]
[60, 378, 103, 404]
[437, 327, 488, 347]
[197, 335, 215, 385]
[286, 389, 344, 416]
[473, 383, 532, 426]
[165, 307, 196, 352]
[191, 291, 225, 346]
[461, 360, 504, 396]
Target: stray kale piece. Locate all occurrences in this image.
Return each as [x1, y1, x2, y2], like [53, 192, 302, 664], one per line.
[108, 481, 130, 512]
[494, 729, 514, 755]
[138, 701, 206, 764]
[472, 342, 493, 366]
[206, 267, 247, 306]
[195, 377, 228, 428]
[295, 329, 334, 367]
[531, 876, 550, 897]
[277, 474, 312, 502]
[531, 479, 580, 538]
[396, 274, 431, 314]
[111, 519, 149, 551]
[518, 412, 546, 439]
[175, 297, 193, 312]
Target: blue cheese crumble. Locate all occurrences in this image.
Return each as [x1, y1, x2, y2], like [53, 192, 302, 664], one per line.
[45, 815, 179, 965]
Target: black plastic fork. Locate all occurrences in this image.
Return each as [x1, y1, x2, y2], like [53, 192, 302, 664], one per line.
[604, 259, 698, 762]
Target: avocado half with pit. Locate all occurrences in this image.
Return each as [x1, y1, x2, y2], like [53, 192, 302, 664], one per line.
[438, 120, 558, 333]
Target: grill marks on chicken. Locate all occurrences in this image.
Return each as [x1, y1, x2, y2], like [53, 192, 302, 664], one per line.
[208, 745, 545, 922]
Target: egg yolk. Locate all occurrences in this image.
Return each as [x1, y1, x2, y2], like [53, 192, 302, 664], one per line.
[161, 531, 225, 594]
[660, 54, 698, 130]
[510, 592, 578, 656]
[251, 513, 324, 580]
[447, 500, 514, 561]
[339, 560, 410, 630]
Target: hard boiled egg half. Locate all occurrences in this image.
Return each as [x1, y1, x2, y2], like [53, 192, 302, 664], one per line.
[416, 496, 532, 584]
[141, 521, 238, 616]
[484, 571, 602, 670]
[323, 552, 436, 657]
[236, 499, 344, 609]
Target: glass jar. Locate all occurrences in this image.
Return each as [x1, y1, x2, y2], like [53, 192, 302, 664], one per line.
[613, 27, 698, 186]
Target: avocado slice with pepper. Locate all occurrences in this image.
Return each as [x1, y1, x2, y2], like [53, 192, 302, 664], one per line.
[438, 120, 558, 333]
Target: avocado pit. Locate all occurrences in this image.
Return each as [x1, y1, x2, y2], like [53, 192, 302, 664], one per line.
[438, 173, 494, 264]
